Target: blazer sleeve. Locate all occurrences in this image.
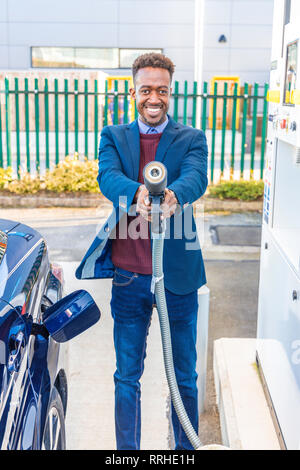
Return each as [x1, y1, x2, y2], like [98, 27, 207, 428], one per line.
[97, 126, 140, 212]
[168, 130, 208, 207]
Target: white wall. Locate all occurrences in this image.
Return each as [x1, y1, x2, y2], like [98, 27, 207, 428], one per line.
[202, 0, 274, 85]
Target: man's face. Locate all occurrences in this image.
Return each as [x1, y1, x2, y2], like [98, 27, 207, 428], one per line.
[130, 67, 172, 127]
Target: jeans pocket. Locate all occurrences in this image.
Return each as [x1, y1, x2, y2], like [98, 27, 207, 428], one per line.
[112, 269, 138, 287]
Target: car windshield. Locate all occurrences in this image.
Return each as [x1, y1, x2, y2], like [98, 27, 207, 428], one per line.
[0, 231, 7, 266]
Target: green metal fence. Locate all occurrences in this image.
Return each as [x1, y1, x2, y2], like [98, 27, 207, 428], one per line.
[0, 77, 269, 182]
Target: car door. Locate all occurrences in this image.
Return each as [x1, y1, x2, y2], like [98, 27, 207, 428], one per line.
[0, 297, 32, 449]
[0, 223, 49, 449]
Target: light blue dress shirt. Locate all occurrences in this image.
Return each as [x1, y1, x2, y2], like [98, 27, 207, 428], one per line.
[138, 115, 169, 134]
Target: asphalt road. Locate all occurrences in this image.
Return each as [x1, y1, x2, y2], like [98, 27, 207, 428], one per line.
[1, 207, 262, 449]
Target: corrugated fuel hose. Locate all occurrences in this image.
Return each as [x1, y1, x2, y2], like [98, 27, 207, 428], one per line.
[143, 161, 202, 450]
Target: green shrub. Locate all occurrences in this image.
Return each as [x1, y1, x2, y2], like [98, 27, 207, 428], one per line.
[0, 167, 13, 189]
[208, 180, 264, 201]
[44, 155, 100, 193]
[7, 171, 42, 193]
[3, 155, 100, 194]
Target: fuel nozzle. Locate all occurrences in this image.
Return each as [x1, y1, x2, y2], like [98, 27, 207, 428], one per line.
[143, 162, 167, 234]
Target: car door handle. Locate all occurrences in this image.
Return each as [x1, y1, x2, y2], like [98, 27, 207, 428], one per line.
[7, 331, 25, 374]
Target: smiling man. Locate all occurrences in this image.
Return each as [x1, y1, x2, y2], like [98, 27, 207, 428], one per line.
[76, 53, 208, 450]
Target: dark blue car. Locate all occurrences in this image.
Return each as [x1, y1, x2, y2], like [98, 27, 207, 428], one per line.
[0, 218, 100, 450]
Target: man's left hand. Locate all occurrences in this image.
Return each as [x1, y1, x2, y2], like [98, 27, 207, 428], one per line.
[160, 188, 178, 220]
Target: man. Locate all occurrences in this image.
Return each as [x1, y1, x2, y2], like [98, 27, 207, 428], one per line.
[76, 53, 208, 450]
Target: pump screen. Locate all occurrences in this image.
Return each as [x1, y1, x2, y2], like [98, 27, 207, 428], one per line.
[284, 41, 298, 105]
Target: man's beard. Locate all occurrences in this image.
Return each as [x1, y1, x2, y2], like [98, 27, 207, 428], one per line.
[139, 104, 169, 127]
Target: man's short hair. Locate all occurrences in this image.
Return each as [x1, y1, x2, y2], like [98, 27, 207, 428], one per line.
[132, 52, 175, 84]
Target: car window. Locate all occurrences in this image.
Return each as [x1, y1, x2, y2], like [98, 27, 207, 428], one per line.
[0, 231, 7, 266]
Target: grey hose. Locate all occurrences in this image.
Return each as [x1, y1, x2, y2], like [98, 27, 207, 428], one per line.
[152, 230, 202, 450]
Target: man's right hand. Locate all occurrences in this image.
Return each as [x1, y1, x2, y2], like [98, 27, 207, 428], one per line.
[135, 184, 152, 222]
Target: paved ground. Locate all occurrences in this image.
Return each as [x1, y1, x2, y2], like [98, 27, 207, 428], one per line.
[0, 206, 262, 449]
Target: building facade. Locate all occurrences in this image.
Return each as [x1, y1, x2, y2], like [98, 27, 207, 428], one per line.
[0, 0, 273, 85]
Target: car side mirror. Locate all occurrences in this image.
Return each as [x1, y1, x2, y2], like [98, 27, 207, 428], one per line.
[42, 289, 100, 343]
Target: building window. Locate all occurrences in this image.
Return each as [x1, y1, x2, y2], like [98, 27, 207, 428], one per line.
[31, 47, 162, 69]
[31, 47, 119, 68]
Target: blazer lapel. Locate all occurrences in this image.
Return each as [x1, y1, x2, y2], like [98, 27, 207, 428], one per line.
[125, 120, 140, 181]
[155, 117, 179, 164]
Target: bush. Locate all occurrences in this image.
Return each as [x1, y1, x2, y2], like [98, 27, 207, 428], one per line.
[7, 171, 42, 194]
[2, 155, 100, 194]
[208, 180, 264, 201]
[44, 155, 100, 193]
[0, 167, 13, 189]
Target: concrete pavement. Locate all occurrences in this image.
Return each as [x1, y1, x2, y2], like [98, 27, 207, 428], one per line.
[61, 265, 170, 450]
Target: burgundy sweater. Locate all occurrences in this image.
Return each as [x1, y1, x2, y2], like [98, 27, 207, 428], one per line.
[111, 132, 162, 274]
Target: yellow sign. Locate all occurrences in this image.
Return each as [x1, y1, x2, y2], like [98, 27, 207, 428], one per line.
[107, 76, 135, 123]
[209, 76, 240, 130]
[107, 75, 134, 90]
[290, 89, 300, 105]
[267, 89, 300, 105]
[267, 89, 281, 103]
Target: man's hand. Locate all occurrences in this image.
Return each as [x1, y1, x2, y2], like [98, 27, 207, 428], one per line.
[135, 184, 152, 222]
[160, 188, 178, 220]
[135, 185, 178, 222]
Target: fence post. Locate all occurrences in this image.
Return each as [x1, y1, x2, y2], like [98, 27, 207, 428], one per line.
[94, 79, 98, 159]
[84, 79, 89, 158]
[230, 82, 238, 178]
[201, 81, 208, 133]
[250, 83, 259, 177]
[221, 82, 228, 176]
[173, 81, 179, 122]
[5, 77, 11, 168]
[104, 80, 108, 127]
[34, 78, 40, 173]
[74, 79, 79, 154]
[134, 98, 138, 120]
[44, 78, 50, 170]
[14, 78, 21, 178]
[192, 81, 197, 128]
[260, 83, 269, 179]
[113, 80, 119, 125]
[123, 80, 129, 125]
[240, 82, 249, 178]
[183, 80, 188, 125]
[54, 78, 59, 165]
[211, 81, 218, 183]
[64, 79, 69, 157]
[24, 78, 30, 173]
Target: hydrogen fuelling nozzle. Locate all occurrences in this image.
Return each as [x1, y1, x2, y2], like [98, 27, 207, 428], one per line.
[143, 162, 168, 234]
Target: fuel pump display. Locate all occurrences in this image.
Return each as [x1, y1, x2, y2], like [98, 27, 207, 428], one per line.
[284, 41, 297, 105]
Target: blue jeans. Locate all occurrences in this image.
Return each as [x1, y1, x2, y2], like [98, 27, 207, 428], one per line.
[111, 267, 199, 450]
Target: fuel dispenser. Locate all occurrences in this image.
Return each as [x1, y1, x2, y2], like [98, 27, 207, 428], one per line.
[256, 0, 300, 450]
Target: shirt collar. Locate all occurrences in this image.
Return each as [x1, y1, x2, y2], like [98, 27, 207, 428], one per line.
[138, 115, 169, 134]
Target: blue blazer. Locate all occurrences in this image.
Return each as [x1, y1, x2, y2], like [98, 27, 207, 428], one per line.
[75, 116, 208, 295]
